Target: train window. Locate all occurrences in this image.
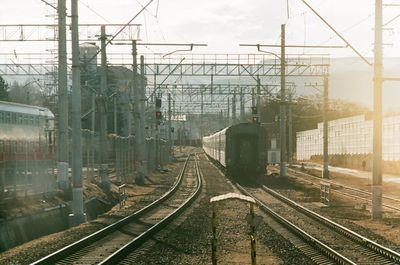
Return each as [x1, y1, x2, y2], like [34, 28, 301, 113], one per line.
[30, 116, 34, 125]
[0, 111, 3, 123]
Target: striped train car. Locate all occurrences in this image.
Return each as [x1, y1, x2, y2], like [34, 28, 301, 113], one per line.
[202, 123, 266, 180]
[0, 101, 55, 198]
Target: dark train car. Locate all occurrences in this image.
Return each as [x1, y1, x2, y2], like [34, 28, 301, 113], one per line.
[203, 123, 266, 179]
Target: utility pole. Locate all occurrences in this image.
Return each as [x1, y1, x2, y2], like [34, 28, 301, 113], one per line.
[91, 92, 95, 182]
[200, 90, 204, 136]
[99, 25, 109, 191]
[323, 75, 330, 179]
[168, 93, 172, 162]
[280, 24, 287, 178]
[227, 97, 230, 127]
[139, 55, 147, 174]
[372, 0, 383, 219]
[257, 75, 261, 118]
[252, 86, 255, 109]
[288, 93, 293, 167]
[240, 87, 245, 122]
[132, 41, 145, 184]
[232, 89, 236, 124]
[57, 0, 69, 190]
[132, 39, 139, 184]
[114, 95, 117, 134]
[70, 0, 85, 225]
[173, 99, 176, 149]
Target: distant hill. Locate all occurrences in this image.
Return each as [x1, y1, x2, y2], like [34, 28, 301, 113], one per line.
[328, 57, 400, 112]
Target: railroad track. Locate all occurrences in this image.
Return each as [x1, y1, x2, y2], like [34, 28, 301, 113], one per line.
[31, 154, 202, 265]
[286, 167, 400, 212]
[236, 183, 400, 264]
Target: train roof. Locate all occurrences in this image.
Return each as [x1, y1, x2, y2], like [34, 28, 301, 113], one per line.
[203, 123, 265, 139]
[0, 101, 54, 118]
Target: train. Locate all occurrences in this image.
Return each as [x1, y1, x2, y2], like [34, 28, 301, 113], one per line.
[0, 100, 55, 197]
[202, 123, 267, 179]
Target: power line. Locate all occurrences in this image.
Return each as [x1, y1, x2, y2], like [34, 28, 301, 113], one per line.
[78, 0, 112, 23]
[39, 0, 57, 10]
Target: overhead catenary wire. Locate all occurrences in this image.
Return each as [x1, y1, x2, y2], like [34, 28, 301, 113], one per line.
[78, 0, 112, 24]
[39, 0, 57, 10]
[300, 0, 371, 66]
[85, 0, 155, 65]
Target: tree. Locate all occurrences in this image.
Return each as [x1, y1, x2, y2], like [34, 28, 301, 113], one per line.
[8, 81, 44, 105]
[0, 76, 9, 101]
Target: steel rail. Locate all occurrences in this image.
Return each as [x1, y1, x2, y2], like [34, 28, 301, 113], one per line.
[99, 155, 203, 264]
[287, 167, 400, 211]
[31, 154, 192, 265]
[235, 184, 355, 265]
[261, 185, 400, 264]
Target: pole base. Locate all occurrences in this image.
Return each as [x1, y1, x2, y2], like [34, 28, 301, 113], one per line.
[371, 185, 382, 219]
[57, 162, 69, 190]
[100, 164, 110, 192]
[68, 213, 87, 227]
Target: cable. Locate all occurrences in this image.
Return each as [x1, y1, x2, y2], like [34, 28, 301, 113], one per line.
[78, 0, 112, 24]
[39, 0, 57, 10]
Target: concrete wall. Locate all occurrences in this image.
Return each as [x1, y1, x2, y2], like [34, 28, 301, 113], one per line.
[0, 197, 113, 252]
[0, 205, 69, 251]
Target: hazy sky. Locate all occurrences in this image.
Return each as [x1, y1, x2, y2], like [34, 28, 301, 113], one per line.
[1, 0, 398, 57]
[1, 0, 400, 110]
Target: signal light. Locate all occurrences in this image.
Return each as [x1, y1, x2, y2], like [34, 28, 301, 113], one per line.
[252, 116, 259, 124]
[251, 106, 257, 115]
[156, 111, 162, 120]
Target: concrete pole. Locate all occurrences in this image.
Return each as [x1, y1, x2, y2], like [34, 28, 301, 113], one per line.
[227, 97, 230, 127]
[114, 95, 117, 134]
[372, 0, 383, 219]
[257, 75, 261, 119]
[232, 89, 236, 124]
[240, 87, 245, 122]
[131, 40, 139, 183]
[70, 0, 86, 225]
[201, 90, 204, 137]
[210, 74, 214, 103]
[280, 24, 287, 178]
[323, 75, 330, 179]
[252, 86, 255, 109]
[57, 0, 69, 190]
[220, 110, 223, 130]
[288, 93, 293, 167]
[173, 99, 175, 150]
[99, 25, 109, 191]
[168, 93, 172, 162]
[91, 92, 95, 181]
[139, 55, 147, 174]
